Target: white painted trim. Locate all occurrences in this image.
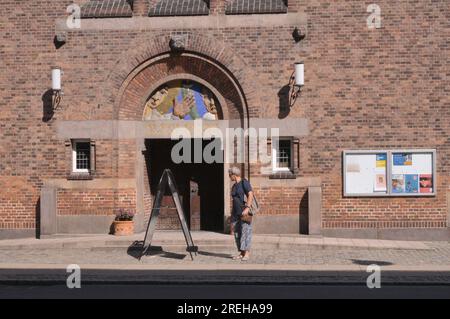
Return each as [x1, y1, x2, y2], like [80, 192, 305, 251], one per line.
[72, 139, 91, 173]
[272, 137, 293, 173]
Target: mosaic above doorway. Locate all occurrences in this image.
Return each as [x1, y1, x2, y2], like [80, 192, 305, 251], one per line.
[143, 80, 220, 120]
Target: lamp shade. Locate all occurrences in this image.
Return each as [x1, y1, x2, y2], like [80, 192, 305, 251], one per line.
[52, 68, 61, 91]
[294, 62, 304, 86]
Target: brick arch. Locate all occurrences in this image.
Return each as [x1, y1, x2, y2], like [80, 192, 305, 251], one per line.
[139, 73, 230, 120]
[118, 54, 248, 121]
[103, 33, 261, 120]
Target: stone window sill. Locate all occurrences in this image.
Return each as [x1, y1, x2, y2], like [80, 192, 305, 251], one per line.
[269, 171, 297, 179]
[67, 173, 94, 181]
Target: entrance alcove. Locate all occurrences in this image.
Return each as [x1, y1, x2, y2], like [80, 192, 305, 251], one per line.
[145, 139, 224, 231]
[114, 50, 251, 233]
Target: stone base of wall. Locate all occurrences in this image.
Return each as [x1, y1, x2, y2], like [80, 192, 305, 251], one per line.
[0, 229, 36, 240]
[252, 215, 301, 234]
[57, 215, 116, 234]
[323, 228, 450, 241]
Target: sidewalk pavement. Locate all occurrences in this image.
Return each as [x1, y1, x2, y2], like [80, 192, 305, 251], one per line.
[0, 232, 449, 284]
[0, 232, 448, 273]
[0, 231, 434, 250]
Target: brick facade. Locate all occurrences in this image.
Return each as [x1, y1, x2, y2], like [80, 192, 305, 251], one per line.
[0, 0, 449, 239]
[57, 189, 136, 216]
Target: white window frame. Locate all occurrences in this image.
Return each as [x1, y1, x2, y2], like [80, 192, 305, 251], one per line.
[72, 139, 91, 173]
[272, 137, 293, 173]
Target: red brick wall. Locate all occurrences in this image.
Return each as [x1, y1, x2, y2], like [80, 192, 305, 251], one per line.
[322, 176, 448, 229]
[0, 177, 37, 229]
[0, 0, 449, 233]
[57, 189, 136, 216]
[296, 0, 450, 229]
[254, 186, 308, 216]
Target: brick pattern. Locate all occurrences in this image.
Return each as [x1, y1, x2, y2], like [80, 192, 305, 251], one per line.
[0, 177, 37, 229]
[323, 221, 447, 229]
[81, 0, 133, 18]
[254, 186, 308, 216]
[225, 0, 287, 15]
[1, 0, 449, 233]
[57, 189, 136, 216]
[148, 0, 210, 16]
[133, 0, 150, 16]
[321, 176, 449, 229]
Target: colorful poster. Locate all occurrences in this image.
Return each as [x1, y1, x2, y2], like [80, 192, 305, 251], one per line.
[392, 174, 405, 193]
[419, 174, 433, 193]
[405, 174, 419, 193]
[376, 153, 387, 168]
[374, 174, 387, 192]
[393, 153, 412, 166]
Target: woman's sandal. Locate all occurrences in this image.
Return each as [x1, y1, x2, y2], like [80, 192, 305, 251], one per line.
[232, 254, 243, 260]
[241, 255, 250, 261]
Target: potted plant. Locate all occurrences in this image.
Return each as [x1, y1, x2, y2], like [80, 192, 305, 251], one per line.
[112, 208, 135, 236]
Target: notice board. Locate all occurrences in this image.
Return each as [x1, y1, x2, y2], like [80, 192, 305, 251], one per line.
[343, 150, 436, 197]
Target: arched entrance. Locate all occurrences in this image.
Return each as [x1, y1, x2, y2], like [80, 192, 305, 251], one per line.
[143, 78, 225, 231]
[115, 51, 250, 232]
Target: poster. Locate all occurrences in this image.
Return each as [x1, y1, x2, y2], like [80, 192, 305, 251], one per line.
[405, 174, 419, 193]
[419, 174, 433, 193]
[374, 174, 387, 192]
[393, 153, 412, 166]
[392, 174, 405, 193]
[376, 154, 387, 168]
[345, 153, 387, 195]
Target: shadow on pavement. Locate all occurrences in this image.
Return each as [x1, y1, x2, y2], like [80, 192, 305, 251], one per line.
[197, 251, 233, 259]
[351, 259, 394, 266]
[126, 241, 233, 260]
[127, 241, 187, 260]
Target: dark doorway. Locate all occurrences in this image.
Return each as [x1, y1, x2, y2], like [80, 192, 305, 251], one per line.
[145, 139, 224, 232]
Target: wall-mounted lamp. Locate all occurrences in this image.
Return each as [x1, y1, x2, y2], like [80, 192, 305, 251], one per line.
[51, 67, 63, 110]
[289, 62, 304, 106]
[292, 27, 306, 43]
[294, 62, 304, 86]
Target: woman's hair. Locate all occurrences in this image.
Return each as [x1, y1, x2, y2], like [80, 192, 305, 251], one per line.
[228, 166, 241, 177]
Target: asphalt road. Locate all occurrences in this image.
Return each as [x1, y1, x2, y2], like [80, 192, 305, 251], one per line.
[0, 268, 449, 299]
[0, 283, 449, 299]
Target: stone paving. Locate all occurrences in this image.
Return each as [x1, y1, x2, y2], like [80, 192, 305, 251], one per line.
[0, 231, 433, 250]
[0, 239, 449, 267]
[0, 233, 449, 284]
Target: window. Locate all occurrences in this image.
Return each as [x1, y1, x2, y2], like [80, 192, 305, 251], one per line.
[272, 138, 293, 172]
[148, 0, 210, 16]
[80, 0, 133, 19]
[226, 0, 288, 15]
[72, 140, 91, 173]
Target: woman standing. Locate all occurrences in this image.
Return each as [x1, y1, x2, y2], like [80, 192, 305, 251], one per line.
[228, 166, 254, 261]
